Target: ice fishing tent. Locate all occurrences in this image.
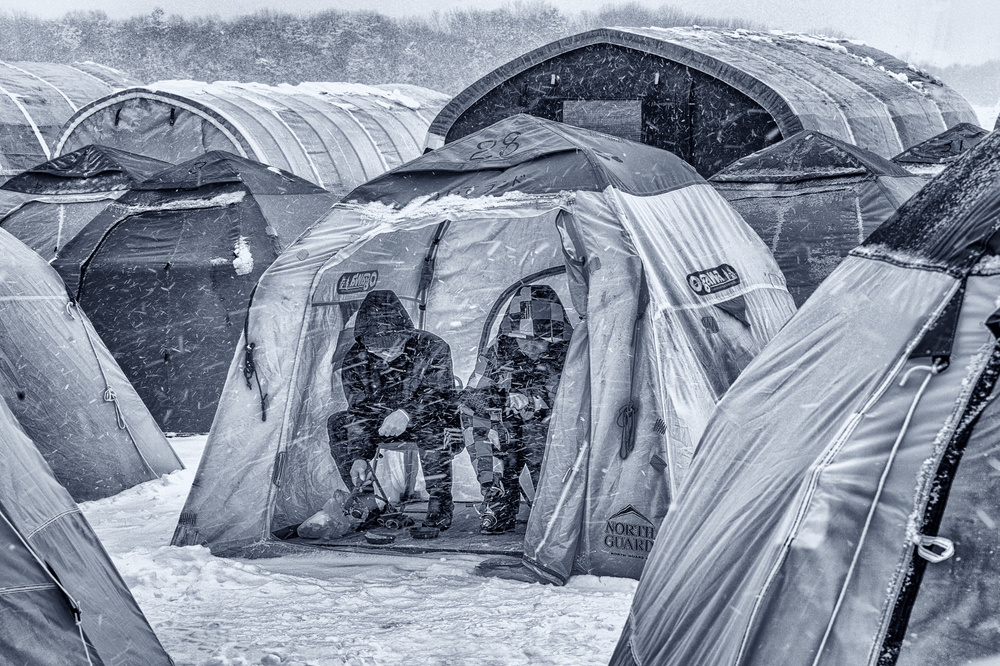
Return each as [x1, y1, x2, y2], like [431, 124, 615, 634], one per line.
[709, 131, 925, 306]
[53, 151, 338, 434]
[0, 394, 173, 664]
[428, 27, 976, 177]
[172, 115, 796, 582]
[0, 61, 136, 182]
[55, 81, 450, 195]
[891, 121, 989, 177]
[612, 129, 1000, 665]
[0, 226, 180, 501]
[0, 145, 169, 260]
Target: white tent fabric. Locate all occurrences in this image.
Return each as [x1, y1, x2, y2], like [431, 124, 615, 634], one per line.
[55, 81, 450, 194]
[0, 61, 135, 180]
[0, 226, 181, 501]
[173, 116, 795, 583]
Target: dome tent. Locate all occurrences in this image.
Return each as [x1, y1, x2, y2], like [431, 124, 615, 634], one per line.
[53, 150, 339, 434]
[0, 226, 180, 502]
[612, 129, 1000, 665]
[709, 131, 925, 306]
[891, 121, 989, 177]
[54, 81, 450, 195]
[427, 27, 976, 177]
[0, 395, 173, 665]
[0, 144, 169, 260]
[172, 115, 796, 584]
[0, 61, 137, 182]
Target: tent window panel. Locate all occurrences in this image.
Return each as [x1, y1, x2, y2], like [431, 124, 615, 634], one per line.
[562, 100, 642, 142]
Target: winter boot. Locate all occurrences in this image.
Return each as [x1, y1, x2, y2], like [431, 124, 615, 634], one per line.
[479, 481, 517, 535]
[423, 495, 453, 531]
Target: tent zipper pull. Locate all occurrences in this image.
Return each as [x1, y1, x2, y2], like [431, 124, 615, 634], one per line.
[916, 535, 955, 563]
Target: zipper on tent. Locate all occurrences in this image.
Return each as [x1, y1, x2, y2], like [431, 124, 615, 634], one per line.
[616, 269, 649, 460]
[875, 338, 1000, 665]
[240, 283, 268, 421]
[416, 220, 450, 330]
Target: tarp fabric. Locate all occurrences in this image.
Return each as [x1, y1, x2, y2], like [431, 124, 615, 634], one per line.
[173, 116, 795, 583]
[0, 145, 170, 260]
[52, 151, 338, 433]
[612, 127, 1000, 666]
[55, 81, 450, 195]
[0, 393, 173, 665]
[0, 61, 137, 180]
[0, 227, 181, 501]
[429, 27, 976, 175]
[710, 132, 926, 306]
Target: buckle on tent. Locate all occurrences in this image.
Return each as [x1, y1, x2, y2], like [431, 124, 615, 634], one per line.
[916, 534, 954, 563]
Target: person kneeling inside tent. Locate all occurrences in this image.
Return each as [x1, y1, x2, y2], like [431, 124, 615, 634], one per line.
[459, 285, 572, 534]
[328, 290, 458, 531]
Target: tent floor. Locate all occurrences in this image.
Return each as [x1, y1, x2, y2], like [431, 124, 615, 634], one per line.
[285, 501, 525, 557]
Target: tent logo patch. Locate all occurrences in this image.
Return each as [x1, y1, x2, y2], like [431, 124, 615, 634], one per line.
[687, 264, 741, 296]
[604, 505, 656, 560]
[337, 270, 379, 295]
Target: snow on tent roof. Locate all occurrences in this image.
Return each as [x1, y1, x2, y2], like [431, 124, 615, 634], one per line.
[0, 61, 137, 181]
[0, 227, 181, 501]
[0, 396, 172, 665]
[612, 128, 1000, 666]
[428, 27, 976, 176]
[711, 130, 914, 184]
[172, 115, 796, 583]
[891, 121, 989, 166]
[53, 151, 338, 433]
[1, 144, 170, 194]
[54, 80, 451, 195]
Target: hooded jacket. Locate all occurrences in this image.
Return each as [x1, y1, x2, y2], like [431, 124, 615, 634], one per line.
[340, 290, 455, 457]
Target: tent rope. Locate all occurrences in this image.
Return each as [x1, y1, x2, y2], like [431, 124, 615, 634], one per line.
[70, 301, 157, 476]
[811, 360, 944, 665]
[0, 507, 94, 666]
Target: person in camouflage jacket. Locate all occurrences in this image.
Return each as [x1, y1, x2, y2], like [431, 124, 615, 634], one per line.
[459, 284, 572, 534]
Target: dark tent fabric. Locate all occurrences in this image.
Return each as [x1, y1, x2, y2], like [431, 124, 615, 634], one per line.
[710, 131, 925, 306]
[53, 151, 338, 433]
[0, 394, 173, 665]
[172, 116, 796, 584]
[55, 81, 449, 195]
[0, 145, 170, 260]
[0, 61, 137, 182]
[612, 128, 1000, 665]
[428, 27, 976, 177]
[891, 122, 989, 177]
[0, 227, 180, 501]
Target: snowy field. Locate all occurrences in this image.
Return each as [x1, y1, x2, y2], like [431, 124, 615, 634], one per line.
[80, 436, 636, 666]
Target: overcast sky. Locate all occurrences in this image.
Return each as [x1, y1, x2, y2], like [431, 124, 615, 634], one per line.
[0, 0, 994, 67]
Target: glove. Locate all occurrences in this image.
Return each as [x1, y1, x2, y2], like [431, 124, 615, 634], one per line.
[378, 409, 410, 437]
[350, 459, 372, 488]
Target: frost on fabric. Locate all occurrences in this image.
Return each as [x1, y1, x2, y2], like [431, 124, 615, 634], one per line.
[232, 236, 253, 276]
[769, 30, 850, 54]
[905, 343, 994, 545]
[852, 243, 933, 268]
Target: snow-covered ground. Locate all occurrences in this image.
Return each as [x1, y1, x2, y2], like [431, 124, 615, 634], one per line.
[80, 436, 636, 666]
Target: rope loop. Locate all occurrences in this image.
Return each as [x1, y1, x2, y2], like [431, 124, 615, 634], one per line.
[103, 386, 126, 430]
[616, 401, 637, 460]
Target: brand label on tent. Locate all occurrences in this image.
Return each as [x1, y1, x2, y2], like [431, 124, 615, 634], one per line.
[687, 264, 741, 296]
[604, 505, 656, 560]
[337, 270, 379, 295]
